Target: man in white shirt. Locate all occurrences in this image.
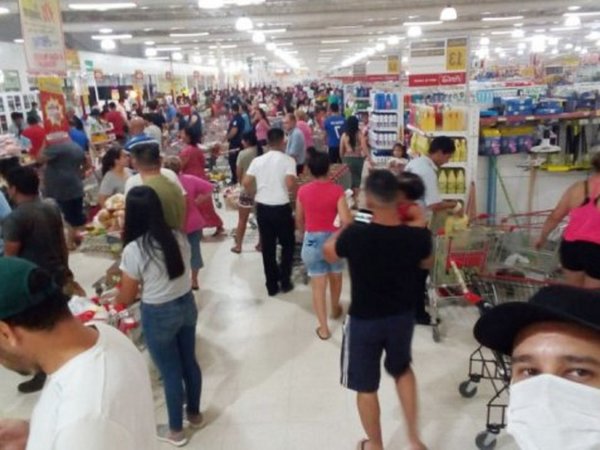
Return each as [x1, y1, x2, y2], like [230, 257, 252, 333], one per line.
[243, 128, 297, 296]
[0, 257, 157, 450]
[405, 136, 459, 326]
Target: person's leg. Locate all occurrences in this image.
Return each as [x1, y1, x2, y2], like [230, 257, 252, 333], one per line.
[187, 231, 203, 290]
[232, 207, 251, 252]
[256, 204, 280, 294]
[395, 368, 425, 449]
[311, 275, 329, 337]
[357, 392, 384, 450]
[278, 205, 296, 290]
[228, 150, 238, 184]
[328, 272, 343, 318]
[415, 269, 431, 324]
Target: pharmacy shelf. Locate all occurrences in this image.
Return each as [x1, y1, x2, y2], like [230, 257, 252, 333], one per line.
[441, 162, 467, 169]
[407, 124, 468, 138]
[479, 110, 600, 127]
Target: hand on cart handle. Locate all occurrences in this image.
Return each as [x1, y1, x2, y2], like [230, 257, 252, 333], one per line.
[534, 236, 546, 250]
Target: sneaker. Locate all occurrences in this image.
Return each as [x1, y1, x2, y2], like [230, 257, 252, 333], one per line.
[18, 373, 46, 394]
[156, 425, 188, 447]
[186, 412, 205, 430]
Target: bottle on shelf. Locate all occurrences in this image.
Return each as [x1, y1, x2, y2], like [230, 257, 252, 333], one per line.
[456, 170, 466, 194]
[438, 170, 448, 194]
[447, 169, 457, 194]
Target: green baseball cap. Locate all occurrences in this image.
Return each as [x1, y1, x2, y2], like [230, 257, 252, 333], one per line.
[0, 257, 57, 320]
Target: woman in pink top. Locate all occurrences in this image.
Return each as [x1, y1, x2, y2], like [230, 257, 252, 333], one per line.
[253, 108, 270, 146]
[180, 126, 225, 236]
[295, 110, 314, 149]
[164, 156, 214, 290]
[296, 149, 352, 340]
[537, 153, 600, 288]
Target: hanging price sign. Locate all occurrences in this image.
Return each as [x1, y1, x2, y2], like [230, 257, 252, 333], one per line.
[446, 38, 467, 71]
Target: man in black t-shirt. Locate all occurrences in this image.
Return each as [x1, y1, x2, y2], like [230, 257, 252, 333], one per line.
[324, 170, 431, 450]
[226, 103, 245, 184]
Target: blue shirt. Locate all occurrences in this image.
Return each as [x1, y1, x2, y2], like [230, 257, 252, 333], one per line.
[124, 133, 159, 153]
[324, 115, 345, 148]
[69, 128, 89, 152]
[242, 113, 252, 133]
[228, 114, 245, 150]
[166, 104, 177, 122]
[286, 127, 306, 164]
[0, 190, 12, 256]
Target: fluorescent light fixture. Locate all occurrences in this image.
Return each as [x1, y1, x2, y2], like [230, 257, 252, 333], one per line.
[169, 32, 209, 37]
[586, 31, 600, 40]
[517, 49, 524, 55]
[568, 6, 581, 11]
[491, 30, 513, 35]
[69, 2, 137, 11]
[480, 37, 490, 45]
[518, 42, 526, 49]
[198, 0, 224, 9]
[548, 37, 560, 45]
[494, 47, 503, 53]
[319, 48, 341, 52]
[208, 57, 217, 65]
[14, 38, 24, 44]
[574, 45, 582, 51]
[321, 39, 350, 44]
[155, 46, 182, 51]
[550, 26, 580, 32]
[220, 44, 237, 49]
[440, 6, 457, 21]
[99, 28, 113, 34]
[581, 47, 588, 54]
[565, 11, 600, 17]
[402, 56, 408, 63]
[252, 31, 266, 44]
[91, 34, 132, 40]
[403, 21, 442, 26]
[564, 15, 581, 26]
[0, 7, 9, 14]
[388, 35, 401, 45]
[327, 25, 363, 30]
[482, 15, 524, 22]
[148, 56, 169, 61]
[266, 42, 276, 51]
[144, 41, 155, 45]
[535, 29, 546, 33]
[145, 48, 157, 57]
[551, 48, 559, 54]
[172, 52, 183, 61]
[565, 43, 574, 49]
[263, 28, 286, 34]
[597, 40, 600, 47]
[407, 25, 422, 38]
[531, 35, 546, 52]
[100, 39, 116, 50]
[512, 29, 525, 38]
[235, 17, 253, 32]
[375, 42, 386, 52]
[476, 47, 489, 58]
[275, 42, 294, 46]
[366, 47, 376, 56]
[499, 52, 506, 58]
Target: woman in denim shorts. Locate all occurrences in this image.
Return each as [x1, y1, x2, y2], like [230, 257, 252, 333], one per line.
[296, 148, 352, 340]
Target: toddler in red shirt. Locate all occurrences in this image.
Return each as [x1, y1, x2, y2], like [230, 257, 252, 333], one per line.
[397, 172, 427, 228]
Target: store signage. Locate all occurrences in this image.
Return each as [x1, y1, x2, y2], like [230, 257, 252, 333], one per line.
[84, 60, 94, 72]
[65, 49, 81, 72]
[38, 76, 69, 134]
[331, 74, 400, 83]
[408, 37, 468, 87]
[19, 0, 67, 75]
[134, 70, 144, 81]
[446, 38, 467, 72]
[408, 72, 467, 87]
[387, 56, 400, 74]
[93, 69, 104, 81]
[353, 63, 367, 76]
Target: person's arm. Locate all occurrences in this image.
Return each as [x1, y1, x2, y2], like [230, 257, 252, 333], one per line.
[407, 204, 428, 227]
[226, 126, 238, 141]
[295, 196, 305, 234]
[337, 194, 353, 227]
[0, 418, 29, 450]
[115, 272, 139, 306]
[428, 200, 457, 212]
[242, 174, 256, 196]
[360, 133, 371, 162]
[339, 134, 346, 158]
[535, 186, 574, 248]
[235, 152, 244, 184]
[419, 229, 434, 269]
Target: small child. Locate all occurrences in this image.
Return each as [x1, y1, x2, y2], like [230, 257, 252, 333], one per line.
[387, 143, 409, 176]
[397, 172, 427, 227]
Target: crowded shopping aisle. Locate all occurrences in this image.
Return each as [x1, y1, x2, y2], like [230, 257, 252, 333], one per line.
[0, 209, 518, 450]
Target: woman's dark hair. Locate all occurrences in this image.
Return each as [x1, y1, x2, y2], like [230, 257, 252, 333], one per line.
[6, 166, 39, 195]
[0, 156, 21, 180]
[101, 146, 123, 177]
[184, 126, 201, 146]
[397, 172, 425, 201]
[258, 108, 269, 124]
[345, 116, 360, 149]
[242, 130, 263, 156]
[393, 143, 408, 159]
[123, 186, 185, 280]
[307, 148, 330, 178]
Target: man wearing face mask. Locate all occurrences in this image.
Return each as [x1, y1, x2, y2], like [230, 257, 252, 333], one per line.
[474, 285, 600, 450]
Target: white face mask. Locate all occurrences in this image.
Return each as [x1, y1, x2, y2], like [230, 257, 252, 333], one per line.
[507, 374, 600, 450]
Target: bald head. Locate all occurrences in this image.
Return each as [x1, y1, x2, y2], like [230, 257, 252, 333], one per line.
[129, 117, 145, 136]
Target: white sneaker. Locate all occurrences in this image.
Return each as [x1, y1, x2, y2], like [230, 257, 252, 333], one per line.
[156, 424, 188, 447]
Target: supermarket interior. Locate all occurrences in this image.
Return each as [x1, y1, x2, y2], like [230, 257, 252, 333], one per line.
[1, 0, 600, 449]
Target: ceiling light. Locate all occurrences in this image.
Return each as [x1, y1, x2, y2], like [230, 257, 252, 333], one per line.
[148, 56, 169, 61]
[491, 31, 513, 35]
[99, 28, 113, 34]
[235, 17, 253, 32]
[192, 55, 202, 64]
[513, 23, 523, 27]
[403, 21, 442, 26]
[266, 42, 276, 51]
[366, 48, 376, 56]
[220, 44, 237, 49]
[494, 47, 503, 53]
[69, 2, 136, 11]
[566, 11, 600, 17]
[275, 42, 294, 47]
[169, 32, 209, 38]
[208, 57, 217, 65]
[535, 29, 546, 33]
[565, 43, 574, 49]
[319, 48, 341, 52]
[0, 7, 9, 14]
[551, 48, 559, 54]
[517, 49, 524, 55]
[480, 37, 490, 46]
[401, 56, 408, 63]
[388, 35, 401, 45]
[327, 25, 364, 30]
[586, 31, 600, 40]
[531, 35, 546, 52]
[476, 47, 489, 58]
[145, 48, 157, 57]
[564, 15, 581, 26]
[440, 5, 457, 21]
[252, 31, 266, 44]
[13, 38, 24, 44]
[198, 0, 224, 9]
[407, 26, 422, 38]
[499, 52, 506, 58]
[100, 39, 116, 51]
[263, 28, 286, 34]
[580, 47, 588, 54]
[568, 6, 581, 11]
[512, 29, 525, 38]
[548, 37, 560, 45]
[321, 39, 350, 44]
[144, 41, 155, 45]
[518, 42, 526, 49]
[155, 46, 182, 51]
[482, 15, 524, 22]
[550, 26, 580, 32]
[597, 40, 600, 47]
[91, 34, 132, 40]
[172, 52, 183, 61]
[375, 42, 386, 52]
[575, 45, 582, 51]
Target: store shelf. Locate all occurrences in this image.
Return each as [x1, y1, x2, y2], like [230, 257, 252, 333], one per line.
[441, 193, 466, 200]
[441, 162, 467, 169]
[480, 110, 600, 127]
[373, 109, 398, 114]
[356, 109, 369, 113]
[354, 97, 370, 101]
[371, 127, 398, 132]
[407, 124, 468, 138]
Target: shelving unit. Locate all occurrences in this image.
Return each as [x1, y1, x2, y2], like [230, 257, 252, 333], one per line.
[480, 110, 600, 127]
[368, 90, 401, 156]
[0, 92, 39, 133]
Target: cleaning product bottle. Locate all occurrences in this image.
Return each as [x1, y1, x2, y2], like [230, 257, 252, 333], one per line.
[456, 169, 466, 194]
[438, 170, 448, 194]
[447, 169, 457, 194]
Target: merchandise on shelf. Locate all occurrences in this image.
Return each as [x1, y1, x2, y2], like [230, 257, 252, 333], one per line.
[438, 168, 466, 195]
[479, 126, 535, 156]
[409, 104, 467, 132]
[373, 92, 398, 111]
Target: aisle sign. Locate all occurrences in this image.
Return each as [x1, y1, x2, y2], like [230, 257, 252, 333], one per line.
[19, 0, 67, 75]
[65, 49, 81, 72]
[408, 37, 469, 87]
[38, 76, 69, 134]
[446, 38, 467, 72]
[387, 56, 400, 74]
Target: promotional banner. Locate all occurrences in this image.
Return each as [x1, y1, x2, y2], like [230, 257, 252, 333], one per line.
[408, 37, 468, 87]
[65, 49, 81, 72]
[19, 0, 67, 75]
[38, 76, 69, 133]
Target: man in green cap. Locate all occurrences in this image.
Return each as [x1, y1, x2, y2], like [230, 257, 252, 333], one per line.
[0, 258, 157, 450]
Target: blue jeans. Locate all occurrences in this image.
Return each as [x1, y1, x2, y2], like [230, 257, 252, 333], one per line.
[141, 291, 202, 431]
[187, 230, 204, 271]
[301, 231, 344, 277]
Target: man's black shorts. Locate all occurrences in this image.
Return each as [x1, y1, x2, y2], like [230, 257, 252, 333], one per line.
[341, 312, 415, 393]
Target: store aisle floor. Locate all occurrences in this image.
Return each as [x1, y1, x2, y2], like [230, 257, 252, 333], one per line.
[0, 211, 518, 450]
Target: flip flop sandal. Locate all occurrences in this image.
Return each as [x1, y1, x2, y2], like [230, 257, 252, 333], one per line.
[315, 328, 331, 340]
[230, 247, 242, 254]
[356, 439, 369, 450]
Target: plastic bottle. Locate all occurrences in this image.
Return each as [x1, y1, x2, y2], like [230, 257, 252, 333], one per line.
[456, 170, 466, 194]
[438, 170, 448, 194]
[447, 170, 457, 194]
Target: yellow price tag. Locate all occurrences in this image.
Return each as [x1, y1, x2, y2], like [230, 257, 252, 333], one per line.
[446, 46, 467, 71]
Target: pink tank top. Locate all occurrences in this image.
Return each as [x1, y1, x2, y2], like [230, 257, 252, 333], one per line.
[564, 178, 600, 245]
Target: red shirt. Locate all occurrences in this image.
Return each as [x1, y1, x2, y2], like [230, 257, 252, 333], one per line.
[298, 180, 344, 232]
[106, 110, 126, 137]
[180, 144, 207, 179]
[21, 125, 47, 159]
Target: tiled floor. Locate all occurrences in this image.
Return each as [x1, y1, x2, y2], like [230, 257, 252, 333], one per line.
[0, 211, 518, 450]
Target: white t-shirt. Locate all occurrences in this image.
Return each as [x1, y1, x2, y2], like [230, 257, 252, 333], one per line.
[144, 125, 163, 150]
[405, 155, 441, 209]
[120, 231, 191, 304]
[124, 168, 185, 196]
[246, 150, 297, 205]
[27, 324, 156, 450]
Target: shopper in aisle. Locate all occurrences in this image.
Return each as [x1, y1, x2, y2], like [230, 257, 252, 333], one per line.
[40, 133, 88, 250]
[68, 117, 89, 153]
[147, 99, 167, 131]
[405, 136, 458, 325]
[180, 126, 225, 237]
[243, 128, 297, 296]
[164, 156, 214, 291]
[0, 257, 157, 450]
[340, 115, 370, 207]
[231, 131, 263, 254]
[397, 172, 427, 228]
[27, 102, 41, 123]
[323, 170, 431, 450]
[241, 103, 253, 133]
[8, 112, 24, 137]
[0, 190, 10, 256]
[295, 109, 314, 149]
[283, 113, 306, 175]
[297, 149, 352, 340]
[474, 285, 600, 449]
[117, 186, 203, 447]
[66, 107, 84, 132]
[124, 116, 153, 153]
[143, 114, 164, 151]
[21, 115, 47, 161]
[98, 146, 132, 207]
[106, 102, 128, 144]
[254, 107, 270, 146]
[324, 103, 345, 163]
[226, 103, 245, 185]
[536, 152, 600, 288]
[188, 103, 203, 140]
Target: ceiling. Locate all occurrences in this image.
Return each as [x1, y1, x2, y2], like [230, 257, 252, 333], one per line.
[0, 0, 598, 73]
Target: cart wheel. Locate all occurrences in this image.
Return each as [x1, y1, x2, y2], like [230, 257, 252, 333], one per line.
[458, 380, 478, 398]
[432, 325, 441, 343]
[475, 431, 497, 450]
